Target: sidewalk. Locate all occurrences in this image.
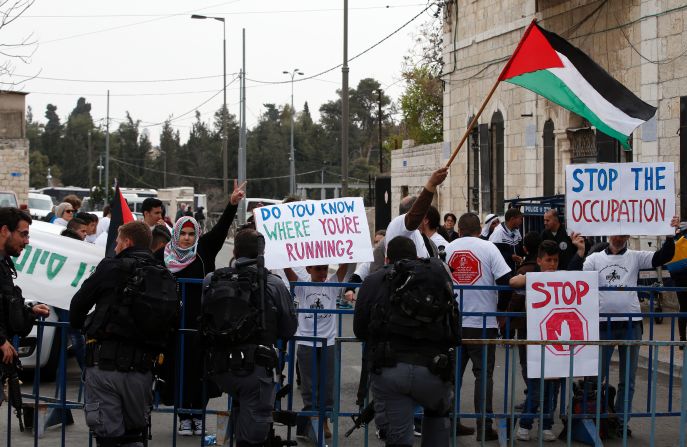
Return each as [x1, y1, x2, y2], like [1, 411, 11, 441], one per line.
[633, 315, 684, 379]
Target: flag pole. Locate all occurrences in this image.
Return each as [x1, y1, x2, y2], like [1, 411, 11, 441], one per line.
[444, 76, 502, 168]
[444, 19, 538, 169]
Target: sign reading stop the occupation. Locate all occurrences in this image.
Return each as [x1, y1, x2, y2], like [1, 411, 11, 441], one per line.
[526, 271, 599, 378]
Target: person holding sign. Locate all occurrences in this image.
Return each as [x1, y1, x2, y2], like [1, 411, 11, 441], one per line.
[568, 216, 680, 436]
[509, 240, 563, 442]
[284, 262, 353, 440]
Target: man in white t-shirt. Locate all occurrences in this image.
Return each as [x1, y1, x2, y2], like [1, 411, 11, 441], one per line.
[568, 216, 679, 435]
[444, 212, 512, 441]
[284, 263, 352, 439]
[384, 167, 448, 258]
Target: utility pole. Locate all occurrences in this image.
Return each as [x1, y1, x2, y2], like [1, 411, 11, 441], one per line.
[222, 19, 228, 196]
[97, 155, 104, 187]
[238, 28, 247, 225]
[341, 0, 349, 196]
[190, 14, 228, 195]
[377, 89, 383, 173]
[283, 68, 303, 195]
[163, 150, 167, 188]
[105, 89, 110, 205]
[87, 130, 93, 188]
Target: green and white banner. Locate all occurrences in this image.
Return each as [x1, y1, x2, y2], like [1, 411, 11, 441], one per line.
[11, 221, 104, 310]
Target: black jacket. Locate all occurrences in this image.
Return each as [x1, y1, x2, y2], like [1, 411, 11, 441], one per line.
[202, 262, 298, 342]
[155, 202, 238, 329]
[354, 263, 459, 360]
[541, 227, 576, 270]
[69, 247, 157, 332]
[0, 256, 35, 345]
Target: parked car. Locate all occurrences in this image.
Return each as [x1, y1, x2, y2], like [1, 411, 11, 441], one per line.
[17, 303, 61, 381]
[28, 192, 54, 220]
[245, 197, 282, 222]
[0, 190, 19, 208]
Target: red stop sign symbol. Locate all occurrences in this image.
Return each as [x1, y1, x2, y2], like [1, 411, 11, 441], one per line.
[539, 308, 589, 356]
[448, 250, 482, 285]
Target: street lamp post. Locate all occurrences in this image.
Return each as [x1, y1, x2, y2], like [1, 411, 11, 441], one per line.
[283, 69, 303, 195]
[191, 14, 228, 195]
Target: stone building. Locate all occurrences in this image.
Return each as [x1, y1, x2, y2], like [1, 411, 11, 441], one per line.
[391, 0, 686, 222]
[0, 91, 29, 204]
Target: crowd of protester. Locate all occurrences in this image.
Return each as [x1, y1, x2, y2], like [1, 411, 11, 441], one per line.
[6, 174, 685, 446]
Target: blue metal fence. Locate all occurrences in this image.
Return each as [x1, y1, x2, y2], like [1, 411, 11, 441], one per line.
[5, 280, 687, 446]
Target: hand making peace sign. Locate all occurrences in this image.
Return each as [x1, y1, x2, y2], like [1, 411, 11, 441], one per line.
[230, 179, 247, 205]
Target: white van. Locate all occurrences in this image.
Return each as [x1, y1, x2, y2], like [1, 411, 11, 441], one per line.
[28, 192, 54, 220]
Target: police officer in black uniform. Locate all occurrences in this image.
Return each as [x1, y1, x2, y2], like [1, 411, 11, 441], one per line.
[354, 236, 460, 447]
[202, 229, 297, 447]
[70, 221, 176, 447]
[0, 207, 50, 364]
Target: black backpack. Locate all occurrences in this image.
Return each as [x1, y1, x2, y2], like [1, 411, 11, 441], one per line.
[200, 266, 276, 348]
[86, 257, 179, 350]
[121, 259, 180, 348]
[383, 257, 460, 345]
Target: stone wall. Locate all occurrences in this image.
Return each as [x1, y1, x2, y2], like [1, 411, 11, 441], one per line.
[439, 0, 687, 220]
[390, 141, 451, 217]
[0, 139, 29, 204]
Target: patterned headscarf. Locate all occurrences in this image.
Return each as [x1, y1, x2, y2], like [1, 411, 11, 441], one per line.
[480, 214, 500, 238]
[164, 216, 201, 273]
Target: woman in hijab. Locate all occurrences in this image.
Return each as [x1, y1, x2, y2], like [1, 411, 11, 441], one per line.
[157, 180, 246, 437]
[52, 202, 75, 226]
[480, 213, 500, 240]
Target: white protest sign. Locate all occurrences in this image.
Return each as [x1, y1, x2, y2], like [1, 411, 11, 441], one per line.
[565, 162, 675, 236]
[12, 221, 104, 310]
[526, 271, 599, 378]
[255, 197, 373, 270]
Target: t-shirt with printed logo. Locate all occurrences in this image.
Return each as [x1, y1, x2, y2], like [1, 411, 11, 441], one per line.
[294, 274, 343, 346]
[444, 236, 512, 329]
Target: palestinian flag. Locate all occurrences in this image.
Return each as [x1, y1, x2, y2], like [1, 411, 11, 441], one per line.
[499, 20, 656, 148]
[105, 182, 135, 257]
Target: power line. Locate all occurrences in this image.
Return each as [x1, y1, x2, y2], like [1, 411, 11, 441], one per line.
[109, 156, 321, 182]
[28, 89, 221, 97]
[21, 4, 424, 19]
[139, 74, 241, 128]
[34, 0, 245, 45]
[11, 73, 235, 83]
[245, 2, 434, 85]
[14, 4, 431, 89]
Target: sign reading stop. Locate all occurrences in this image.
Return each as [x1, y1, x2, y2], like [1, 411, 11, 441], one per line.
[526, 271, 599, 378]
[448, 250, 482, 285]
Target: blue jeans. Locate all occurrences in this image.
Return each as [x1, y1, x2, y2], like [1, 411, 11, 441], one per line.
[519, 379, 560, 430]
[600, 321, 642, 425]
[56, 308, 86, 371]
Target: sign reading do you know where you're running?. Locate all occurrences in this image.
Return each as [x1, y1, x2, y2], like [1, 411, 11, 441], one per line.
[255, 197, 373, 269]
[565, 162, 675, 236]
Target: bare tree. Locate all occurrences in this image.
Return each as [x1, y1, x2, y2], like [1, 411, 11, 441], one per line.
[0, 0, 37, 88]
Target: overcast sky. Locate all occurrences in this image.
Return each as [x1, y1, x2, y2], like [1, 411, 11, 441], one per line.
[2, 0, 433, 145]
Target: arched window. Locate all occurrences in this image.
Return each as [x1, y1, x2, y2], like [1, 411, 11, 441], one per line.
[489, 111, 505, 213]
[543, 119, 555, 196]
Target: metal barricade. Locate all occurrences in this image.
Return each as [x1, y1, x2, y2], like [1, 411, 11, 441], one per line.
[6, 281, 687, 447]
